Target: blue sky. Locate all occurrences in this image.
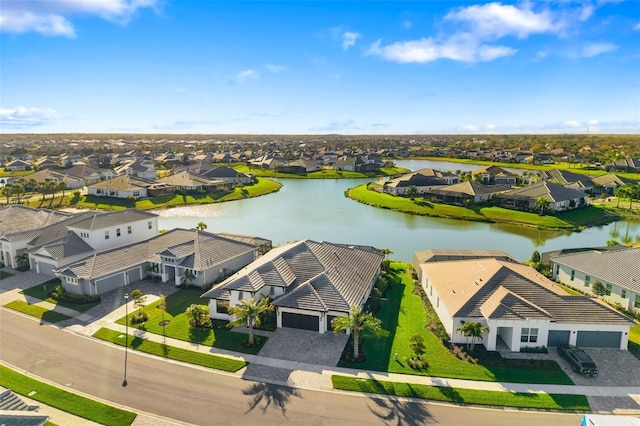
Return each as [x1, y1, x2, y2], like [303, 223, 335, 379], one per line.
[1, 0, 638, 134]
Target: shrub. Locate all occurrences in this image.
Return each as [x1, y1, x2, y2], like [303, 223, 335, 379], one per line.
[130, 311, 148, 324]
[407, 356, 429, 370]
[520, 346, 548, 354]
[50, 285, 101, 305]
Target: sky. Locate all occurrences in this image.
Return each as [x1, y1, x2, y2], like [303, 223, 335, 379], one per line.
[1, 0, 639, 135]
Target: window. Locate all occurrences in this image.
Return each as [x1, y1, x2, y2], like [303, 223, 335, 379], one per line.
[570, 270, 575, 281]
[622, 289, 627, 299]
[127, 226, 132, 234]
[521, 328, 538, 343]
[555, 264, 559, 275]
[605, 284, 612, 296]
[585, 276, 590, 287]
[148, 221, 152, 230]
[105, 231, 109, 240]
[133, 191, 140, 197]
[216, 300, 229, 314]
[269, 286, 275, 296]
[635, 295, 640, 309]
[116, 228, 121, 237]
[238, 291, 244, 300]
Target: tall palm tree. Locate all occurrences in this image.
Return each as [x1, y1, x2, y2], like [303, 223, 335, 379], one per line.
[455, 321, 489, 351]
[534, 196, 549, 215]
[226, 297, 273, 346]
[57, 181, 67, 199]
[180, 269, 196, 287]
[331, 305, 388, 360]
[11, 183, 24, 204]
[195, 221, 208, 231]
[185, 303, 209, 327]
[614, 186, 625, 208]
[1, 185, 12, 204]
[16, 252, 30, 270]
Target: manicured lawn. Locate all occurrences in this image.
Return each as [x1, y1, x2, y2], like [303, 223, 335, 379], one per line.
[93, 328, 247, 372]
[554, 283, 583, 296]
[21, 280, 100, 313]
[4, 300, 71, 323]
[339, 263, 573, 385]
[347, 184, 624, 230]
[232, 164, 409, 179]
[629, 324, 640, 360]
[0, 365, 136, 426]
[331, 376, 590, 411]
[115, 288, 266, 355]
[0, 270, 14, 280]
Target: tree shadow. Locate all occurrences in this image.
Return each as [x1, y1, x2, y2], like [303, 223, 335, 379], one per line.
[188, 325, 212, 344]
[367, 395, 434, 426]
[242, 382, 302, 417]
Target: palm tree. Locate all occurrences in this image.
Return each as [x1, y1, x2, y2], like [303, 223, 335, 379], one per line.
[185, 303, 209, 327]
[226, 297, 273, 346]
[37, 182, 48, 201]
[534, 196, 549, 215]
[195, 221, 208, 231]
[455, 321, 489, 351]
[180, 269, 196, 287]
[331, 305, 388, 360]
[1, 185, 12, 204]
[614, 186, 625, 208]
[57, 181, 67, 199]
[378, 247, 393, 260]
[11, 183, 24, 204]
[16, 252, 30, 270]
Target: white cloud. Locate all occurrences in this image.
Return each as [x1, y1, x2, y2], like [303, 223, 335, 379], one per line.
[342, 31, 360, 50]
[580, 42, 618, 57]
[588, 119, 599, 125]
[0, 107, 57, 128]
[565, 120, 581, 127]
[463, 124, 479, 132]
[367, 35, 516, 63]
[235, 69, 258, 84]
[486, 124, 496, 130]
[265, 64, 285, 73]
[0, 0, 158, 37]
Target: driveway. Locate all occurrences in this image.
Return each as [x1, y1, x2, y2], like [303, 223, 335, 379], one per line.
[257, 327, 349, 366]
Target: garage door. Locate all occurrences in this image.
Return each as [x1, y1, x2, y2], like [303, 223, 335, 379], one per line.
[576, 331, 622, 348]
[37, 262, 56, 276]
[95, 273, 125, 295]
[127, 267, 142, 283]
[547, 330, 571, 347]
[282, 312, 319, 332]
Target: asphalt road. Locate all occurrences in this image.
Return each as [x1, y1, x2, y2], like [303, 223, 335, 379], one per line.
[0, 309, 583, 426]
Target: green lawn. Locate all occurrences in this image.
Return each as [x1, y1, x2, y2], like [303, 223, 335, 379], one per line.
[0, 365, 137, 426]
[554, 283, 583, 296]
[21, 280, 100, 313]
[347, 184, 626, 230]
[339, 263, 573, 385]
[4, 300, 71, 323]
[0, 270, 14, 280]
[231, 164, 409, 179]
[115, 288, 266, 355]
[93, 328, 247, 372]
[629, 324, 640, 360]
[331, 376, 590, 411]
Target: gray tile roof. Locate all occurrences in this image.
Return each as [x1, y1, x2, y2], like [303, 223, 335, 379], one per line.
[89, 175, 154, 190]
[66, 209, 158, 231]
[36, 232, 94, 260]
[57, 229, 257, 280]
[551, 247, 640, 292]
[0, 205, 71, 242]
[496, 181, 587, 203]
[427, 181, 511, 196]
[204, 240, 384, 314]
[27, 212, 95, 248]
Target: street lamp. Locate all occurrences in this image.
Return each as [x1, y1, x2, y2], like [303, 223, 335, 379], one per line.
[122, 292, 129, 387]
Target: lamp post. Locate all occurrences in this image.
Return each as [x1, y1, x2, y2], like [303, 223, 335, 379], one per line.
[122, 292, 129, 387]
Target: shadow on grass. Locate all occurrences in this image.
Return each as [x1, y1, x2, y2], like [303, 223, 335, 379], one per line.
[242, 382, 302, 417]
[368, 394, 434, 426]
[189, 326, 212, 344]
[436, 386, 463, 403]
[629, 341, 640, 361]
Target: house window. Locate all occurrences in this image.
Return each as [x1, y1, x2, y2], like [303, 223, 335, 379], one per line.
[622, 289, 627, 299]
[585, 276, 590, 287]
[436, 297, 440, 308]
[133, 191, 140, 197]
[635, 295, 640, 308]
[521, 328, 538, 343]
[269, 286, 275, 296]
[570, 270, 575, 281]
[127, 226, 132, 234]
[216, 300, 229, 314]
[105, 231, 109, 240]
[555, 264, 559, 275]
[238, 291, 244, 300]
[116, 228, 121, 237]
[605, 284, 612, 296]
[148, 221, 152, 230]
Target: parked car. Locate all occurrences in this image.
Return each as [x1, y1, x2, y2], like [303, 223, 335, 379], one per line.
[558, 345, 598, 377]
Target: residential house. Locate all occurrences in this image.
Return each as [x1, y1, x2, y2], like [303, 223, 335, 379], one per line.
[59, 154, 83, 168]
[492, 181, 589, 212]
[200, 166, 253, 184]
[550, 247, 640, 313]
[418, 252, 632, 351]
[87, 175, 155, 199]
[56, 229, 259, 296]
[26, 169, 84, 190]
[472, 165, 518, 185]
[4, 159, 31, 171]
[413, 249, 518, 281]
[277, 159, 321, 173]
[374, 168, 458, 196]
[203, 240, 384, 334]
[604, 157, 640, 173]
[423, 181, 511, 205]
[590, 174, 637, 196]
[113, 158, 157, 180]
[33, 157, 58, 170]
[64, 164, 111, 185]
[540, 169, 595, 193]
[158, 170, 226, 192]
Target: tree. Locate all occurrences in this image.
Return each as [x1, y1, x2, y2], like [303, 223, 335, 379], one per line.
[592, 281, 607, 296]
[226, 297, 273, 346]
[1, 185, 12, 204]
[57, 181, 67, 199]
[16, 252, 30, 270]
[331, 305, 389, 360]
[185, 303, 209, 328]
[530, 250, 541, 264]
[409, 334, 426, 359]
[11, 183, 24, 204]
[534, 196, 549, 215]
[378, 247, 393, 260]
[406, 185, 418, 199]
[130, 289, 147, 322]
[614, 186, 625, 208]
[195, 221, 208, 230]
[455, 321, 489, 351]
[181, 269, 196, 287]
[37, 181, 48, 201]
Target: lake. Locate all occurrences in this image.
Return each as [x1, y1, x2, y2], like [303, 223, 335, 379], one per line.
[153, 160, 640, 263]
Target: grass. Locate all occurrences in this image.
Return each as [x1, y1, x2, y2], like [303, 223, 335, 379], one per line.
[0, 270, 14, 280]
[4, 300, 71, 323]
[21, 280, 100, 313]
[339, 263, 573, 385]
[231, 164, 409, 179]
[115, 288, 266, 355]
[0, 365, 137, 426]
[92, 328, 247, 372]
[331, 375, 590, 411]
[629, 324, 640, 360]
[347, 184, 628, 230]
[554, 283, 583, 296]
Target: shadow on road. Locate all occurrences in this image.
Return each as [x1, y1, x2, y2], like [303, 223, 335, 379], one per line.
[368, 395, 434, 425]
[242, 382, 302, 417]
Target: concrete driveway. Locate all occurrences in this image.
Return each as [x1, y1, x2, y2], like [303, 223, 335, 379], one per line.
[257, 328, 349, 366]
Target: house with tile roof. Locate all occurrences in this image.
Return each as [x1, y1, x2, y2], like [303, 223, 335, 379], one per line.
[539, 169, 595, 193]
[472, 165, 519, 185]
[200, 166, 253, 184]
[87, 175, 155, 199]
[493, 181, 589, 212]
[56, 229, 259, 296]
[422, 181, 511, 205]
[158, 170, 226, 192]
[374, 168, 459, 196]
[590, 174, 637, 196]
[202, 239, 384, 334]
[418, 252, 632, 351]
[0, 205, 72, 269]
[550, 247, 640, 313]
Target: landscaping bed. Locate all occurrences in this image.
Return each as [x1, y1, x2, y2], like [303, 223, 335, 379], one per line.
[21, 280, 100, 313]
